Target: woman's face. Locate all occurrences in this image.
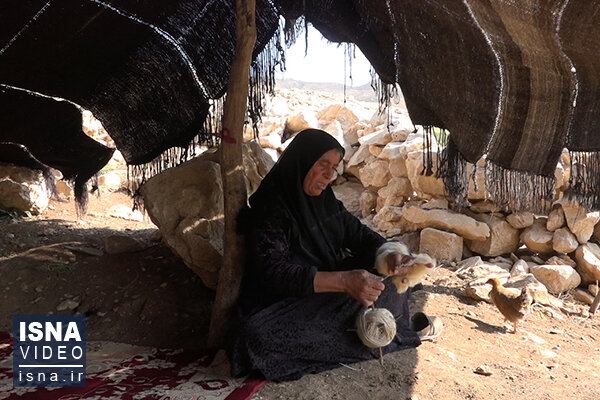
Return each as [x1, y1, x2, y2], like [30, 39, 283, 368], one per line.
[302, 149, 342, 196]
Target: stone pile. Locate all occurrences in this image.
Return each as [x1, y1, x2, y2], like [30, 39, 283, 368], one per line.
[247, 90, 599, 307]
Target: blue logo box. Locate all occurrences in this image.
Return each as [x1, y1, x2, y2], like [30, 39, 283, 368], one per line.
[13, 314, 86, 387]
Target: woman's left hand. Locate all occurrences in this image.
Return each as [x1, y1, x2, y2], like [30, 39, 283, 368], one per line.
[385, 252, 415, 276]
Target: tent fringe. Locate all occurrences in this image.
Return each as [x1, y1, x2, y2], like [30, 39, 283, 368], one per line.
[434, 134, 470, 209]
[485, 160, 555, 214]
[370, 69, 397, 126]
[565, 150, 600, 211]
[126, 97, 223, 209]
[248, 23, 285, 138]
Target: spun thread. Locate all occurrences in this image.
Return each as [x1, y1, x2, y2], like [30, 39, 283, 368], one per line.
[356, 308, 397, 348]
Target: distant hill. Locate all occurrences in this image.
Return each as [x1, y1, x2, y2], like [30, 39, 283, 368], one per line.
[275, 78, 378, 102]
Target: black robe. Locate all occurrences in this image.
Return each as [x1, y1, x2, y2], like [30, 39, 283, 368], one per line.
[228, 129, 420, 381]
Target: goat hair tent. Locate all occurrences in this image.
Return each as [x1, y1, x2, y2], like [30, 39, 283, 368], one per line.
[1, 0, 600, 211]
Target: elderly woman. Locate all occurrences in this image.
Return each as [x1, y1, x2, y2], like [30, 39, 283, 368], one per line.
[229, 129, 429, 381]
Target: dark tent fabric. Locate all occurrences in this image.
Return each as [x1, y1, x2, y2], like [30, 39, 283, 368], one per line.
[2, 0, 600, 211]
[0, 0, 281, 203]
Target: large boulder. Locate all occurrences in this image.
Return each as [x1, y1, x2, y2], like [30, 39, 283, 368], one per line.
[546, 205, 565, 231]
[142, 157, 224, 289]
[141, 144, 272, 289]
[332, 181, 364, 217]
[552, 228, 579, 254]
[561, 201, 600, 244]
[529, 264, 581, 294]
[466, 213, 520, 257]
[574, 243, 600, 284]
[521, 219, 554, 254]
[377, 177, 412, 207]
[401, 205, 490, 240]
[316, 104, 359, 134]
[359, 159, 390, 189]
[506, 211, 534, 229]
[243, 141, 276, 196]
[0, 164, 49, 215]
[419, 228, 462, 262]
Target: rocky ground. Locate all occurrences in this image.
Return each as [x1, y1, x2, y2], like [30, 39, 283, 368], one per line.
[0, 189, 598, 400]
[1, 83, 600, 399]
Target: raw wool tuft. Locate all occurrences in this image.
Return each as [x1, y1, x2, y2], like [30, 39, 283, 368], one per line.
[375, 241, 436, 293]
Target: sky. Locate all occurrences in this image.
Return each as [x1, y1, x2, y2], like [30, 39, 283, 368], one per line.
[275, 25, 373, 87]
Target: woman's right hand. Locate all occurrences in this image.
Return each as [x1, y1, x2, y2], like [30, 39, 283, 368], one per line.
[341, 270, 385, 307]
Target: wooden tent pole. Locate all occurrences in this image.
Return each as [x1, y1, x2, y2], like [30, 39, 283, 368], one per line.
[208, 0, 256, 347]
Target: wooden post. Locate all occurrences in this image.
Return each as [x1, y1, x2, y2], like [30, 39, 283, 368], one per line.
[591, 291, 600, 315]
[208, 0, 256, 347]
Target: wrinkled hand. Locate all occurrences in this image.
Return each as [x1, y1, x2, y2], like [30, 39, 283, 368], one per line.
[341, 270, 385, 307]
[386, 252, 415, 276]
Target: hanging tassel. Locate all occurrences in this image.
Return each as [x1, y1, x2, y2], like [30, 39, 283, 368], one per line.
[565, 150, 600, 211]
[485, 160, 555, 214]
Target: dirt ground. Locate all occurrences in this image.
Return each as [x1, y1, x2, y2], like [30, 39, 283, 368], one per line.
[1, 190, 599, 400]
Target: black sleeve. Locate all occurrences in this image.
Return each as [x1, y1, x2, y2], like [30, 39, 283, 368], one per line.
[339, 201, 386, 269]
[249, 213, 318, 298]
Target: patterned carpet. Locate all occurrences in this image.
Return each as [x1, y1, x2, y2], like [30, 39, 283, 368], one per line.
[0, 331, 265, 399]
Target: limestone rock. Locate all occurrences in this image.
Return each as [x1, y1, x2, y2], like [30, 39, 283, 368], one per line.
[360, 190, 378, 218]
[530, 264, 581, 294]
[316, 104, 359, 134]
[390, 231, 420, 254]
[510, 259, 530, 277]
[466, 214, 520, 257]
[457, 262, 510, 281]
[506, 274, 563, 308]
[0, 164, 49, 215]
[377, 177, 412, 207]
[347, 145, 373, 169]
[373, 205, 405, 232]
[421, 198, 449, 210]
[574, 243, 600, 284]
[594, 222, 600, 244]
[552, 228, 579, 254]
[589, 284, 599, 297]
[506, 211, 534, 229]
[469, 201, 501, 214]
[369, 145, 383, 157]
[465, 277, 493, 302]
[379, 142, 404, 160]
[258, 131, 282, 150]
[521, 220, 554, 254]
[389, 156, 408, 178]
[242, 141, 276, 196]
[401, 206, 490, 240]
[104, 235, 146, 255]
[55, 180, 72, 199]
[573, 289, 595, 305]
[419, 228, 463, 262]
[546, 206, 565, 231]
[359, 159, 390, 189]
[98, 173, 122, 190]
[358, 127, 392, 147]
[332, 181, 364, 217]
[284, 112, 318, 137]
[561, 201, 600, 244]
[405, 150, 445, 198]
[546, 255, 576, 268]
[456, 256, 484, 271]
[141, 156, 224, 289]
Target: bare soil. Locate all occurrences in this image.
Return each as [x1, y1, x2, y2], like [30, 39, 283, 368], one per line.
[1, 190, 599, 400]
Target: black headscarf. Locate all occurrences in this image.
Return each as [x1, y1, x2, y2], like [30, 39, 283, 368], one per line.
[247, 129, 346, 270]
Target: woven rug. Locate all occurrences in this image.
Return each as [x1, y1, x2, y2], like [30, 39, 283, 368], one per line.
[0, 331, 265, 400]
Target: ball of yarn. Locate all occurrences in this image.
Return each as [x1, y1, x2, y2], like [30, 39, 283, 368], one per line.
[356, 307, 397, 348]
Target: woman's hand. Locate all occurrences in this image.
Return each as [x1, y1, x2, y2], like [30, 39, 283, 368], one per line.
[385, 252, 415, 276]
[341, 270, 385, 307]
